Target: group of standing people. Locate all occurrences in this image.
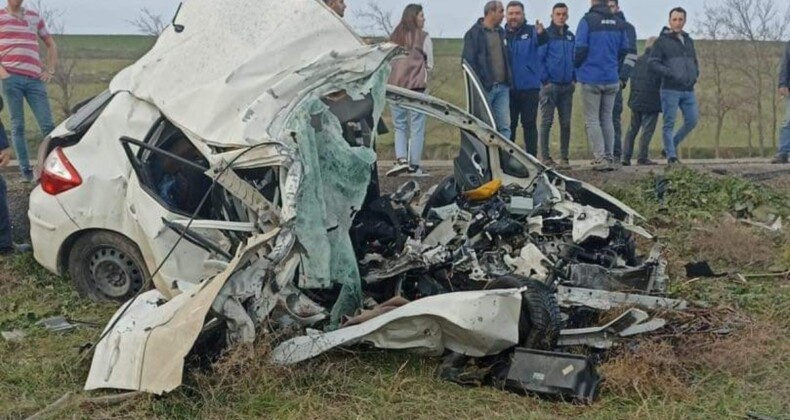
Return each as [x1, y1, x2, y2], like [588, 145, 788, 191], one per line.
[461, 0, 702, 170]
[343, 0, 790, 173]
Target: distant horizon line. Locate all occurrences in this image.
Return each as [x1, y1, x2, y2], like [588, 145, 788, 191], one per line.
[51, 33, 785, 43]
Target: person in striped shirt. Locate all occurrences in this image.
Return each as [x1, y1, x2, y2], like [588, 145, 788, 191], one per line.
[0, 0, 58, 182]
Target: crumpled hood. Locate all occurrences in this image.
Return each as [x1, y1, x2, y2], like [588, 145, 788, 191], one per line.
[109, 0, 388, 148]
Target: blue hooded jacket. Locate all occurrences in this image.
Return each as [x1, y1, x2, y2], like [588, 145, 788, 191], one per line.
[539, 23, 575, 84]
[505, 21, 548, 91]
[574, 5, 630, 85]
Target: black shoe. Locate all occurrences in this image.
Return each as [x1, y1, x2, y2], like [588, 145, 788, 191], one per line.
[621, 160, 631, 167]
[667, 158, 682, 168]
[0, 243, 32, 256]
[637, 159, 658, 166]
[661, 150, 667, 159]
[771, 154, 789, 164]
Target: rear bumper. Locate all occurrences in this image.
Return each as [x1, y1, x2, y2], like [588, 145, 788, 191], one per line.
[29, 187, 79, 275]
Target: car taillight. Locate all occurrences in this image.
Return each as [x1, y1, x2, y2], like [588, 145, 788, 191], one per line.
[40, 147, 82, 195]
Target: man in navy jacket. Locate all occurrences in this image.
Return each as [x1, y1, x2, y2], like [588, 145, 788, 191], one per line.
[538, 2, 575, 168]
[649, 7, 700, 166]
[575, 0, 631, 171]
[505, 1, 548, 156]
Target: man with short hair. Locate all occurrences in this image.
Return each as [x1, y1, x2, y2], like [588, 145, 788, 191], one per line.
[0, 0, 58, 182]
[574, 0, 630, 171]
[323, 0, 347, 17]
[649, 7, 699, 167]
[463, 1, 512, 139]
[504, 1, 547, 156]
[772, 40, 790, 164]
[607, 0, 637, 164]
[538, 3, 575, 169]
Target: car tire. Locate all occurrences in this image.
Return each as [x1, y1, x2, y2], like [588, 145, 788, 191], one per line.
[67, 231, 149, 303]
[485, 275, 562, 350]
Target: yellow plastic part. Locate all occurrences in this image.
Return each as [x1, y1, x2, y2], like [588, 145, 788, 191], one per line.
[462, 179, 503, 201]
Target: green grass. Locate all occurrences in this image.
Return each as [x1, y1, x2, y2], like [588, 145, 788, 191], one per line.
[1, 169, 789, 418]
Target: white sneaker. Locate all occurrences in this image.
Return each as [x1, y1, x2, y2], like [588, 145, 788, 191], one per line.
[386, 159, 410, 177]
[408, 167, 431, 178]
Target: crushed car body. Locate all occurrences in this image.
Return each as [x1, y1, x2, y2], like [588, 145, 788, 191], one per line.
[26, 0, 686, 398]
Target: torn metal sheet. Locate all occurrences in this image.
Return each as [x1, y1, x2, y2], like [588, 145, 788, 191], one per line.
[271, 289, 523, 365]
[36, 316, 77, 333]
[558, 309, 666, 349]
[505, 244, 552, 281]
[85, 230, 280, 395]
[557, 286, 688, 311]
[571, 206, 611, 244]
[110, 0, 381, 148]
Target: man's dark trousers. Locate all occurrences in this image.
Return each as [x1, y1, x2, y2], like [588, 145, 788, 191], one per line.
[612, 87, 624, 160]
[510, 89, 540, 155]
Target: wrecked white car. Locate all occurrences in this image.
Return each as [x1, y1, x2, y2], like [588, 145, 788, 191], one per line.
[28, 0, 681, 400]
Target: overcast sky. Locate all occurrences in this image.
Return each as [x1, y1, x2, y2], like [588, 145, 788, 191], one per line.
[41, 0, 790, 39]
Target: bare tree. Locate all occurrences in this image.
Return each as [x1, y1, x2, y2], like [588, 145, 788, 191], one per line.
[30, 0, 77, 119]
[355, 2, 395, 38]
[717, 0, 790, 156]
[697, 5, 743, 158]
[128, 8, 167, 37]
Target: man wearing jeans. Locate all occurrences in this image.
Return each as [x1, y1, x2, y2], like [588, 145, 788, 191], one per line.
[574, 0, 630, 171]
[0, 0, 58, 182]
[773, 40, 790, 164]
[463, 1, 512, 139]
[649, 7, 699, 166]
[539, 3, 575, 169]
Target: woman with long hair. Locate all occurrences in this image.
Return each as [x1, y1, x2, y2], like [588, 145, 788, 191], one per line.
[386, 4, 434, 177]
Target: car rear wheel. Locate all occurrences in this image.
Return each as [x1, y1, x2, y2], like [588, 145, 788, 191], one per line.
[485, 275, 563, 350]
[67, 232, 149, 303]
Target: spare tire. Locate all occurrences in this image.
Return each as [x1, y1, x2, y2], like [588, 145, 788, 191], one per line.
[485, 275, 562, 350]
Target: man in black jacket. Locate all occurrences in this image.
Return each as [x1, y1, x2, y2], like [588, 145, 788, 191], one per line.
[607, 0, 637, 163]
[773, 40, 790, 164]
[649, 7, 699, 166]
[463, 1, 512, 139]
[622, 37, 661, 166]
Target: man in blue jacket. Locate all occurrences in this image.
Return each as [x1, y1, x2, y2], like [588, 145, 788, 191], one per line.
[773, 40, 790, 164]
[505, 1, 547, 156]
[575, 0, 631, 171]
[462, 1, 512, 139]
[607, 0, 637, 163]
[538, 2, 575, 169]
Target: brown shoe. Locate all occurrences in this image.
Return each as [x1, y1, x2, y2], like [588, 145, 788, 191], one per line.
[556, 159, 572, 170]
[542, 158, 557, 168]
